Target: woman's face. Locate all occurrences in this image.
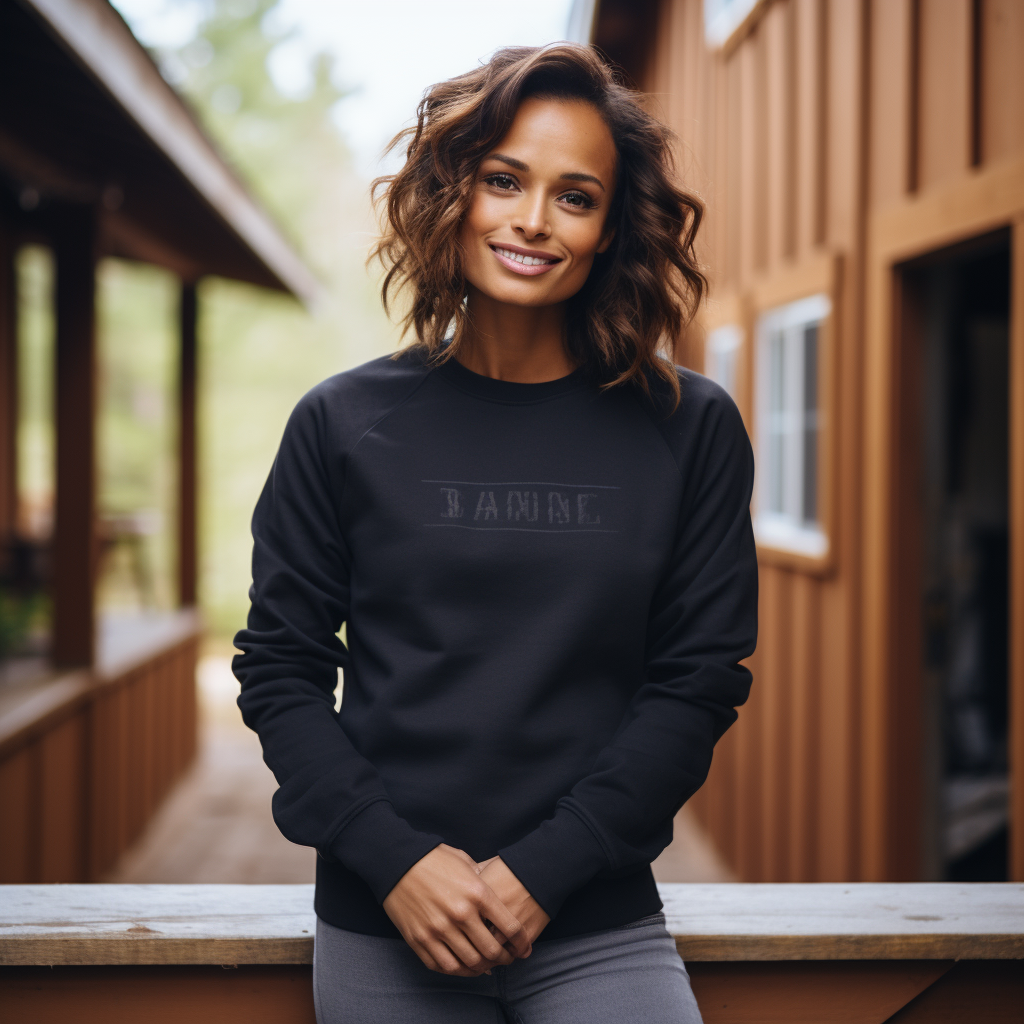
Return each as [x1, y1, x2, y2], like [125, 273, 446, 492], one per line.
[459, 96, 617, 310]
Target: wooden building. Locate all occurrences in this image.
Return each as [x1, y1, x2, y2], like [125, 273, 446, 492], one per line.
[580, 0, 1024, 883]
[0, 0, 316, 882]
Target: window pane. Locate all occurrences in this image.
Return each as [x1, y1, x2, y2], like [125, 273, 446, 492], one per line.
[802, 322, 819, 524]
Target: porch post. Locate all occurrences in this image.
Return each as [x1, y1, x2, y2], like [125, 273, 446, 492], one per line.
[52, 204, 97, 668]
[177, 281, 197, 608]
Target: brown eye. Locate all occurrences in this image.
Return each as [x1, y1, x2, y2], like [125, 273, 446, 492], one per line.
[560, 190, 595, 209]
[485, 173, 518, 191]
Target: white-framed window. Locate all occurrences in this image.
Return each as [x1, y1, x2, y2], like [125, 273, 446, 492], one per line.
[704, 0, 762, 48]
[754, 294, 830, 558]
[704, 324, 743, 401]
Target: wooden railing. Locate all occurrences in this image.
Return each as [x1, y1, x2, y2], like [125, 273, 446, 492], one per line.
[1, 883, 1021, 1022]
[0, 610, 200, 882]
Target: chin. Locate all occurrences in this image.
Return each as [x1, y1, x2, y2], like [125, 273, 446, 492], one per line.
[479, 278, 559, 308]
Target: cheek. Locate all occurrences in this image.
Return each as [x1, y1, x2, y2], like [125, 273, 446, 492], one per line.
[563, 219, 608, 270]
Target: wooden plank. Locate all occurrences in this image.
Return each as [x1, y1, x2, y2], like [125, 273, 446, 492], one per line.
[87, 688, 117, 879]
[885, 959, 1024, 1022]
[0, 745, 37, 882]
[1011, 216, 1024, 881]
[0, 965, 316, 1024]
[738, 35, 759, 285]
[177, 282, 197, 607]
[661, 884, 1024, 961]
[763, 0, 794, 268]
[794, 0, 826, 255]
[689, 961, 950, 1023]
[916, 0, 973, 192]
[760, 567, 791, 880]
[2, 884, 1023, 966]
[735, 622, 763, 880]
[38, 712, 87, 882]
[868, 0, 914, 209]
[724, 51, 743, 289]
[52, 202, 96, 668]
[787, 574, 819, 880]
[979, 0, 1024, 166]
[0, 885, 317, 965]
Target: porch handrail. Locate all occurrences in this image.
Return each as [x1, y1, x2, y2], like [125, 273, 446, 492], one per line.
[2, 883, 1022, 966]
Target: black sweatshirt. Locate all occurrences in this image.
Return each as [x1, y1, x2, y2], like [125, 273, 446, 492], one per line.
[233, 351, 757, 940]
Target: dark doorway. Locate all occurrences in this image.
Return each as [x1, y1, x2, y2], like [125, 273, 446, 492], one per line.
[904, 232, 1011, 881]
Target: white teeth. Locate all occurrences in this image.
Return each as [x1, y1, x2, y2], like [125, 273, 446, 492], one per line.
[496, 247, 555, 266]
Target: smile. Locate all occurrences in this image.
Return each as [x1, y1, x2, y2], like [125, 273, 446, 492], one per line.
[489, 244, 561, 276]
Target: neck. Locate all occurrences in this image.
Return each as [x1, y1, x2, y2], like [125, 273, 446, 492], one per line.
[456, 286, 576, 382]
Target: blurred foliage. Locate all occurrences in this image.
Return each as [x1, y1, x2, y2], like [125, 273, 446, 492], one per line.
[96, 261, 178, 614]
[103, 0, 397, 638]
[15, 247, 54, 538]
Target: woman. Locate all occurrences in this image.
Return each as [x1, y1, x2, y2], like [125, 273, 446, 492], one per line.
[234, 43, 756, 1023]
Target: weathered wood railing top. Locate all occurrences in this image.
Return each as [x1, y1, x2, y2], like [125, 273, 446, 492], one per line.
[1, 883, 1021, 965]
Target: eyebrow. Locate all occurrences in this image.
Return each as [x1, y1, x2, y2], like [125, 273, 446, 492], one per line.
[486, 152, 606, 192]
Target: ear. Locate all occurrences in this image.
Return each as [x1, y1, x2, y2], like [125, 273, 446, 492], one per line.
[596, 228, 615, 254]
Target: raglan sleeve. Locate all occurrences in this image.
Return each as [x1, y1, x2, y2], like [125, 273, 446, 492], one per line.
[497, 385, 757, 918]
[232, 388, 443, 904]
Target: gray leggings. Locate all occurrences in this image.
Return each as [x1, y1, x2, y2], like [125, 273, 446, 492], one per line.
[313, 912, 704, 1023]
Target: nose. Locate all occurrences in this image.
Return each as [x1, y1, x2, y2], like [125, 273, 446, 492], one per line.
[511, 189, 549, 242]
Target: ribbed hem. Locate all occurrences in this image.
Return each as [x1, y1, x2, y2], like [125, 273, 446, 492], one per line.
[497, 807, 609, 919]
[325, 799, 443, 904]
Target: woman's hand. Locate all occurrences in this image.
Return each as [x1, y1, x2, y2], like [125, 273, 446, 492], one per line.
[477, 857, 551, 948]
[382, 844, 532, 977]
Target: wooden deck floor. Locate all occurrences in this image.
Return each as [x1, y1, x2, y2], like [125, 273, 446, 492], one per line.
[106, 658, 733, 885]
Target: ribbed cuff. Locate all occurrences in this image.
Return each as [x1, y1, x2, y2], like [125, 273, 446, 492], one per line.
[326, 800, 443, 903]
[498, 806, 609, 919]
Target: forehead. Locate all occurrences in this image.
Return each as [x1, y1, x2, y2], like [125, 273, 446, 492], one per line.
[491, 96, 617, 181]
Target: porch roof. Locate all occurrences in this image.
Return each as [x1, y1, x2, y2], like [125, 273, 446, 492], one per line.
[0, 0, 317, 301]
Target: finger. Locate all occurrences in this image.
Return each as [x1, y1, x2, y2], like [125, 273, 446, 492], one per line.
[475, 856, 498, 874]
[436, 939, 486, 978]
[463, 916, 514, 966]
[426, 938, 469, 976]
[479, 889, 531, 958]
[441, 926, 492, 973]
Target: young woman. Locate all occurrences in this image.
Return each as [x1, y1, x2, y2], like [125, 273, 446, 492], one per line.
[234, 44, 756, 1024]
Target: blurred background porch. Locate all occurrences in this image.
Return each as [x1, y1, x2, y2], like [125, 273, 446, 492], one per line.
[3, 0, 1024, 892]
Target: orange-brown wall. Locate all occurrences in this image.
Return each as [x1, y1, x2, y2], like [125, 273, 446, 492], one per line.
[612, 0, 1024, 881]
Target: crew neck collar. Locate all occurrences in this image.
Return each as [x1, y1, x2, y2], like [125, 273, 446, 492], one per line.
[434, 355, 589, 404]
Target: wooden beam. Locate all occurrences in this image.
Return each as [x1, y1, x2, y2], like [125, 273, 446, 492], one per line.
[177, 283, 197, 609]
[0, 214, 16, 541]
[52, 203, 96, 668]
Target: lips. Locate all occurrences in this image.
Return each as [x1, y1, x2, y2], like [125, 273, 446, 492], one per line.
[488, 243, 562, 277]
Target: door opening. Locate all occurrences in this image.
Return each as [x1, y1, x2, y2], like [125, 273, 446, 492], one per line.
[904, 232, 1011, 881]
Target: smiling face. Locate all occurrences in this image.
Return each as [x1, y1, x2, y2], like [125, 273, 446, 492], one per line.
[459, 96, 618, 312]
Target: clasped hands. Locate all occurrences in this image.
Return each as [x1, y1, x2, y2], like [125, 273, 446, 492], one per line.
[382, 844, 551, 977]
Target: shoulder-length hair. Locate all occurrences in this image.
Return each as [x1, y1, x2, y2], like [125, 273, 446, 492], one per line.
[371, 43, 705, 405]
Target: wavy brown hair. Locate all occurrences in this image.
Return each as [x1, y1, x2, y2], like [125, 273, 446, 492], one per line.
[371, 43, 705, 405]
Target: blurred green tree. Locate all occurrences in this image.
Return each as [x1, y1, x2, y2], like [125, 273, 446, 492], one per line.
[103, 0, 395, 639]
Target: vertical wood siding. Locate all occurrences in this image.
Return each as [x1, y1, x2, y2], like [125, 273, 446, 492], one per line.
[639, 0, 1024, 880]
